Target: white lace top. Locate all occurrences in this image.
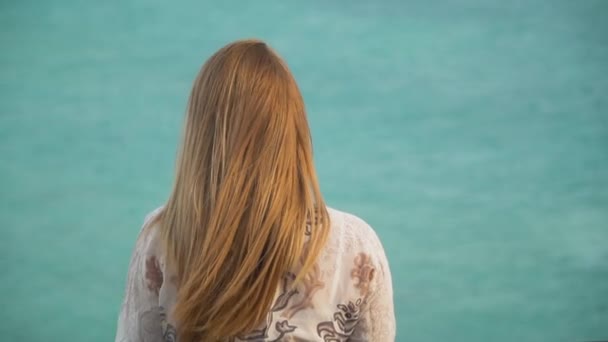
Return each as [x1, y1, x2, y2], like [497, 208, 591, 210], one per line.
[115, 207, 396, 341]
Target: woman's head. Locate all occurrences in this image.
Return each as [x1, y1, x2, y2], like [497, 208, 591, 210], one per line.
[159, 39, 329, 341]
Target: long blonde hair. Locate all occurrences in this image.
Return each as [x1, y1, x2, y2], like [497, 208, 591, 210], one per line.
[157, 39, 329, 341]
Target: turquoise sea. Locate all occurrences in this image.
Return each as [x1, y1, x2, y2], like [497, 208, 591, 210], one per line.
[1, 0, 607, 341]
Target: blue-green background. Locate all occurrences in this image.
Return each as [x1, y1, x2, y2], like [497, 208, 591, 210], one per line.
[1, 0, 607, 341]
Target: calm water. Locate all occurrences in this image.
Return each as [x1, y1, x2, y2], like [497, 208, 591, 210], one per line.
[1, 1, 607, 341]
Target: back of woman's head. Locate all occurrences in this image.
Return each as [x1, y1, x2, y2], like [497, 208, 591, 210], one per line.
[159, 39, 329, 341]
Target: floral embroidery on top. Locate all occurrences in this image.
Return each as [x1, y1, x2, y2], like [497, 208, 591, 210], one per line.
[305, 208, 324, 236]
[351, 253, 375, 297]
[239, 273, 300, 341]
[271, 272, 298, 311]
[159, 306, 177, 342]
[116, 208, 396, 342]
[282, 263, 325, 318]
[317, 299, 363, 341]
[145, 256, 163, 295]
[138, 306, 177, 342]
[273, 320, 297, 340]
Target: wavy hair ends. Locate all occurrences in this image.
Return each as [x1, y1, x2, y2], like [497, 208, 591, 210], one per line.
[158, 39, 329, 341]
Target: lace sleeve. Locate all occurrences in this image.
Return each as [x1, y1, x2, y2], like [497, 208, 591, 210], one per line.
[351, 224, 396, 341]
[115, 210, 165, 342]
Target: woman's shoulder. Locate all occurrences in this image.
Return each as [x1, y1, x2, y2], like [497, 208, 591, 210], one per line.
[326, 207, 388, 259]
[131, 206, 165, 259]
[137, 205, 389, 263]
[327, 207, 382, 238]
[143, 206, 164, 228]
[321, 207, 393, 322]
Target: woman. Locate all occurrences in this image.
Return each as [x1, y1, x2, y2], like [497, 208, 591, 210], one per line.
[115, 39, 395, 341]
